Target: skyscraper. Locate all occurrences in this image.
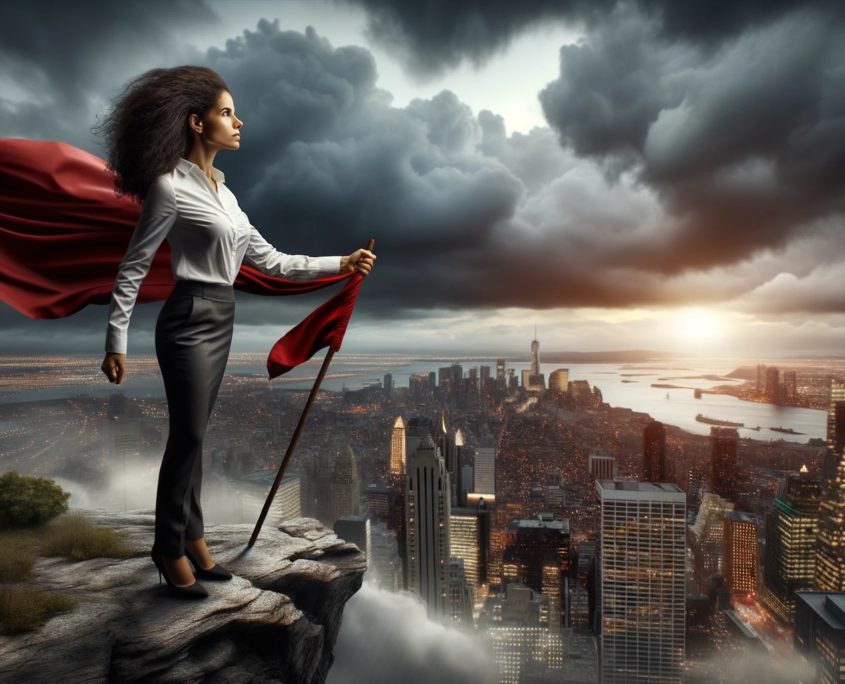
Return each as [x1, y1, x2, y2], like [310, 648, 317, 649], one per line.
[384, 372, 393, 398]
[450, 507, 484, 589]
[405, 415, 434, 462]
[438, 366, 451, 393]
[436, 409, 458, 506]
[108, 392, 127, 419]
[480, 583, 564, 684]
[756, 364, 767, 395]
[643, 420, 667, 483]
[794, 592, 845, 684]
[824, 377, 845, 481]
[531, 326, 540, 376]
[480, 365, 491, 391]
[331, 444, 360, 520]
[390, 416, 406, 476]
[689, 490, 734, 593]
[368, 521, 403, 591]
[112, 415, 141, 467]
[549, 368, 569, 393]
[408, 373, 431, 402]
[723, 511, 758, 595]
[815, 377, 845, 592]
[239, 470, 301, 525]
[405, 434, 451, 620]
[588, 453, 617, 482]
[763, 471, 822, 623]
[474, 444, 496, 496]
[766, 366, 780, 404]
[522, 368, 545, 391]
[596, 481, 686, 684]
[783, 370, 798, 405]
[447, 557, 474, 626]
[497, 359, 506, 381]
[710, 427, 739, 501]
[511, 516, 571, 627]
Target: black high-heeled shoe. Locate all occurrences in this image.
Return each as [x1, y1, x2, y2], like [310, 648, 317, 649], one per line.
[150, 545, 209, 598]
[184, 547, 233, 580]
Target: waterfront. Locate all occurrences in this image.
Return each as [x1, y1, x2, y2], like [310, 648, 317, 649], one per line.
[0, 354, 829, 443]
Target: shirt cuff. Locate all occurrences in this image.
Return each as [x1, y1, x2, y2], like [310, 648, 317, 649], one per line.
[314, 255, 343, 277]
[106, 326, 127, 355]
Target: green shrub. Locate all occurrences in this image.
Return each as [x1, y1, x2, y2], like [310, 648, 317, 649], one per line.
[0, 583, 77, 635]
[38, 510, 139, 560]
[0, 471, 70, 529]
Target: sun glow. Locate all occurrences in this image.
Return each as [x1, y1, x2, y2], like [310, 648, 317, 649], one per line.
[677, 309, 721, 340]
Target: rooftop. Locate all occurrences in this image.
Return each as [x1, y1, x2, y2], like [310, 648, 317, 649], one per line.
[796, 592, 845, 630]
[596, 479, 686, 502]
[239, 469, 299, 486]
[725, 511, 758, 525]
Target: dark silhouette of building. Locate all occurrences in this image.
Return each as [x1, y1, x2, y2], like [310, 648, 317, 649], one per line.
[643, 420, 667, 482]
[710, 427, 739, 501]
[783, 370, 798, 405]
[506, 514, 571, 627]
[765, 366, 780, 404]
[795, 592, 845, 683]
[756, 364, 767, 396]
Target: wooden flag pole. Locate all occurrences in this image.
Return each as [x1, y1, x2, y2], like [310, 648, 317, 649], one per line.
[248, 239, 374, 547]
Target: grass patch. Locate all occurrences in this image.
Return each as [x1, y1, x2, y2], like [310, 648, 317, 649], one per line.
[38, 510, 140, 561]
[0, 583, 77, 635]
[0, 510, 142, 634]
[0, 528, 40, 583]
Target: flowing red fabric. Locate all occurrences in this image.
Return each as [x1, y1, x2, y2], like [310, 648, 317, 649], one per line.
[0, 138, 362, 379]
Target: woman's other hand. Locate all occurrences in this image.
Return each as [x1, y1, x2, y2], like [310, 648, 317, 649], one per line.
[102, 353, 126, 384]
[341, 249, 376, 276]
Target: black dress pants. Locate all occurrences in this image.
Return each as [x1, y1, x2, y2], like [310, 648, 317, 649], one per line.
[154, 279, 234, 558]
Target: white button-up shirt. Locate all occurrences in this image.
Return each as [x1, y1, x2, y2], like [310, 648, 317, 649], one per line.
[105, 158, 341, 354]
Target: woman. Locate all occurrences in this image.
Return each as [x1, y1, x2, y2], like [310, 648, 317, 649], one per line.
[96, 66, 375, 599]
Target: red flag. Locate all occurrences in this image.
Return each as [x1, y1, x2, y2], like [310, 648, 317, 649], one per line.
[266, 271, 363, 378]
[0, 138, 363, 376]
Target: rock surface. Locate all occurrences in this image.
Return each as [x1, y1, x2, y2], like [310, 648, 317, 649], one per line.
[0, 509, 366, 683]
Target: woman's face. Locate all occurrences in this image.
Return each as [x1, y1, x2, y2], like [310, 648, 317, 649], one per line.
[191, 90, 243, 150]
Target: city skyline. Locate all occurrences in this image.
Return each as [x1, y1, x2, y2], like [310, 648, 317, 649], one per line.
[0, 339, 838, 682]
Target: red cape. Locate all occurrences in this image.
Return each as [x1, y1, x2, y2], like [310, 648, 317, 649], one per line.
[0, 138, 363, 379]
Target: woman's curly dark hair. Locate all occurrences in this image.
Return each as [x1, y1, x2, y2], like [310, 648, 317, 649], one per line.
[92, 66, 229, 203]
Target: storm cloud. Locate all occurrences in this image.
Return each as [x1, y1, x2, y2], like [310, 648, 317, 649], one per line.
[538, 3, 845, 275]
[343, 0, 844, 77]
[0, 0, 844, 356]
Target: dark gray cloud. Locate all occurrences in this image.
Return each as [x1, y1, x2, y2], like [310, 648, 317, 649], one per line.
[0, 0, 216, 148]
[1, 2, 845, 356]
[538, 3, 845, 275]
[343, 0, 843, 78]
[341, 0, 608, 80]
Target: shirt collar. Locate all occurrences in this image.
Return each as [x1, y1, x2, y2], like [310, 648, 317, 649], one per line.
[176, 157, 225, 183]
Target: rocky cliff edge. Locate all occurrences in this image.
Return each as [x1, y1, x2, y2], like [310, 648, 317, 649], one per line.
[0, 508, 366, 683]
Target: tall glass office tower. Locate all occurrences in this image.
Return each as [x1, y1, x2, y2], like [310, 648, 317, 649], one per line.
[815, 378, 845, 592]
[596, 480, 686, 684]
